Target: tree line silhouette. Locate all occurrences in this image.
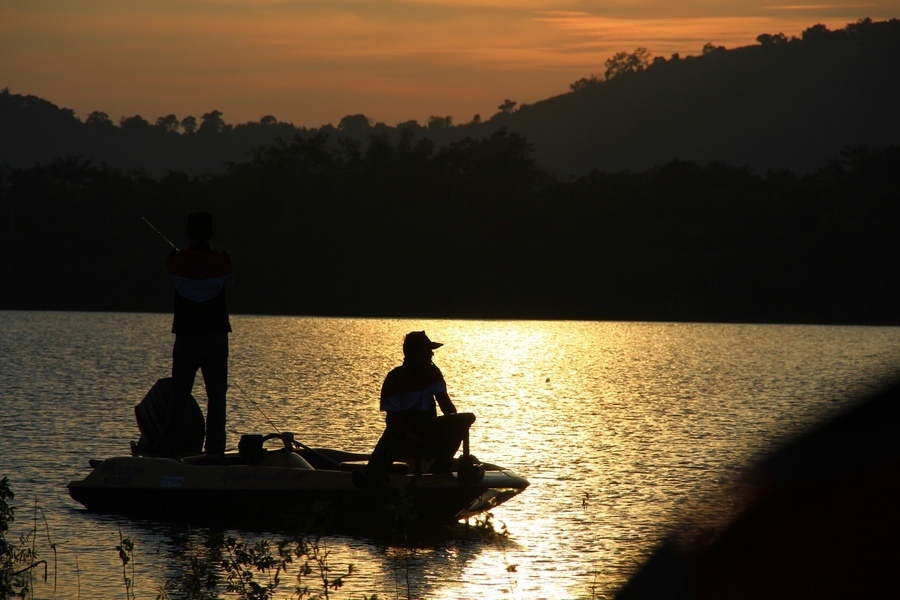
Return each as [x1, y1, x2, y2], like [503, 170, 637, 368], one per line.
[2, 18, 898, 179]
[1, 131, 897, 325]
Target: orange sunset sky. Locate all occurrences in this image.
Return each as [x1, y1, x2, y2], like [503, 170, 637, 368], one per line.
[1, 1, 895, 128]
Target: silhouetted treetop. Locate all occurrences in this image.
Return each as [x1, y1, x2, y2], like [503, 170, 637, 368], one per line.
[181, 116, 198, 134]
[604, 47, 652, 80]
[156, 114, 180, 133]
[86, 111, 114, 127]
[757, 32, 789, 45]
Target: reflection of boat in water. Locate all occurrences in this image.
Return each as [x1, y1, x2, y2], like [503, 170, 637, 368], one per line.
[67, 380, 529, 533]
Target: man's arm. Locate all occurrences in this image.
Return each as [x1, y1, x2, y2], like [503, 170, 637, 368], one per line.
[436, 392, 456, 415]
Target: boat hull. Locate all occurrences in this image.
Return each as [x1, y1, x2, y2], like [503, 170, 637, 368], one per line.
[67, 456, 528, 533]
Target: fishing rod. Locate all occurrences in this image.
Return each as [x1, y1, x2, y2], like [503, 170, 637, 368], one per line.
[141, 216, 179, 250]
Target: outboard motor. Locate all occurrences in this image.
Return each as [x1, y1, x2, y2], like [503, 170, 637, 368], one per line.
[132, 378, 205, 455]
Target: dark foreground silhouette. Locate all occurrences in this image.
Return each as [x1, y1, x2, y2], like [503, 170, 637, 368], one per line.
[616, 378, 900, 599]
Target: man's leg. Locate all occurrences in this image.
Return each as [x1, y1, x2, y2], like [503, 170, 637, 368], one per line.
[200, 332, 229, 454]
[362, 427, 397, 479]
[156, 335, 200, 454]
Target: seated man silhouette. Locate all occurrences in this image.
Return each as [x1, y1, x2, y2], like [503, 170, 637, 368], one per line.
[354, 331, 460, 487]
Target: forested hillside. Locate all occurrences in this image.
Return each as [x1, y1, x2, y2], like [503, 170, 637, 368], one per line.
[491, 18, 900, 176]
[1, 19, 898, 324]
[2, 19, 898, 178]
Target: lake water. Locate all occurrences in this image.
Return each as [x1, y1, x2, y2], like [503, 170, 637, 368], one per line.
[1, 311, 898, 599]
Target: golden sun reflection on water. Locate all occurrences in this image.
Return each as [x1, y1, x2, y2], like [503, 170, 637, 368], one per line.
[1, 312, 897, 600]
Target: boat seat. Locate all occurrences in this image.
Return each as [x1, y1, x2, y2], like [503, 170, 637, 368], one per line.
[339, 460, 411, 474]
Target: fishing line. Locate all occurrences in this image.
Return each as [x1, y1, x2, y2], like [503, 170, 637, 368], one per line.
[141, 216, 179, 250]
[232, 379, 282, 433]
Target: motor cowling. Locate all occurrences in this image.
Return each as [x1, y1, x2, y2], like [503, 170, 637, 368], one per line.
[259, 450, 314, 469]
[133, 378, 204, 455]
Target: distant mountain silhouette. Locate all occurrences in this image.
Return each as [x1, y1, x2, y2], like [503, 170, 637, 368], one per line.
[484, 18, 900, 177]
[2, 19, 898, 178]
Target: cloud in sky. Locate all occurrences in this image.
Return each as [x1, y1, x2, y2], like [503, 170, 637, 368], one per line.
[1, 1, 892, 127]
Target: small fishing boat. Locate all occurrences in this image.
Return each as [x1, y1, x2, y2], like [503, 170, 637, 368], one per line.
[67, 380, 529, 534]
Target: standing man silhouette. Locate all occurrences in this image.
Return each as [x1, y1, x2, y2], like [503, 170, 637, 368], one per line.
[155, 211, 233, 456]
